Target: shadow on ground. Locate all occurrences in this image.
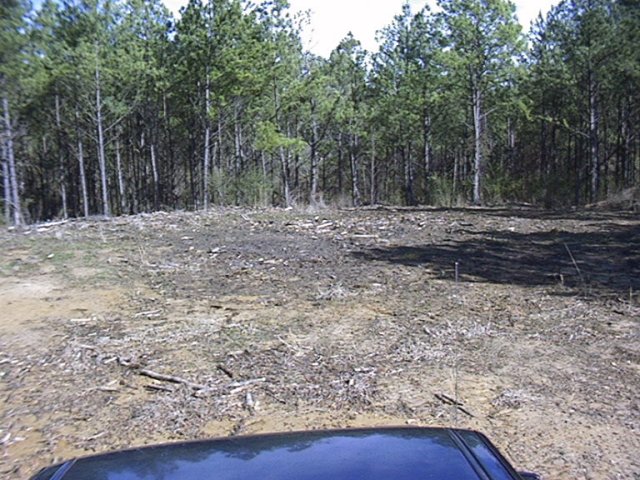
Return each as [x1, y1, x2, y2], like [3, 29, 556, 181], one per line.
[353, 222, 640, 295]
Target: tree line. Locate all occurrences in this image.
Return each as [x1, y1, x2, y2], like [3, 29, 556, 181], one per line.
[1, 0, 638, 225]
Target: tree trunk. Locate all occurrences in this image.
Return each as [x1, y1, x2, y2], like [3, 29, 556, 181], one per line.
[589, 72, 600, 202]
[95, 62, 110, 217]
[370, 134, 376, 205]
[74, 106, 89, 218]
[2, 140, 9, 225]
[203, 76, 211, 210]
[472, 84, 484, 205]
[507, 117, 515, 171]
[54, 94, 68, 219]
[290, 122, 300, 191]
[337, 134, 344, 195]
[77, 136, 89, 218]
[116, 137, 126, 214]
[150, 143, 159, 210]
[453, 149, 459, 206]
[234, 100, 244, 174]
[212, 114, 223, 204]
[188, 127, 197, 208]
[261, 151, 267, 178]
[2, 95, 20, 226]
[571, 133, 580, 206]
[603, 112, 609, 196]
[309, 100, 319, 206]
[349, 134, 361, 206]
[41, 135, 49, 218]
[404, 143, 415, 206]
[623, 96, 632, 187]
[423, 110, 432, 201]
[279, 145, 291, 207]
[540, 112, 548, 179]
[216, 114, 223, 169]
[233, 102, 243, 205]
[133, 138, 140, 211]
[162, 93, 176, 206]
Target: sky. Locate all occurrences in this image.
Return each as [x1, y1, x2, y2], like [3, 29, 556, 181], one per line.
[164, 0, 560, 58]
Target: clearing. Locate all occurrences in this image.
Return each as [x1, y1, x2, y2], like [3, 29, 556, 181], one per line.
[0, 207, 638, 479]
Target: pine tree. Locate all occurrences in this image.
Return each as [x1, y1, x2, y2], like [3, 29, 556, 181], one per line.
[438, 0, 524, 204]
[0, 0, 29, 225]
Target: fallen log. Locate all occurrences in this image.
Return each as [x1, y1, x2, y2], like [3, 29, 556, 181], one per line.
[118, 357, 207, 391]
[137, 368, 207, 391]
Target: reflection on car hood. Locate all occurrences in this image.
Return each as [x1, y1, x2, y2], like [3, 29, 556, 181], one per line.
[32, 427, 524, 480]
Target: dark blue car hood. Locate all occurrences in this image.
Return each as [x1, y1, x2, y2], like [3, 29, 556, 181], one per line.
[32, 427, 524, 480]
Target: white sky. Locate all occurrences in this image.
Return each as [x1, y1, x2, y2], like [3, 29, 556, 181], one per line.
[164, 0, 559, 58]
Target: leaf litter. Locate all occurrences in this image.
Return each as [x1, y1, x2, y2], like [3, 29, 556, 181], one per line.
[0, 206, 638, 479]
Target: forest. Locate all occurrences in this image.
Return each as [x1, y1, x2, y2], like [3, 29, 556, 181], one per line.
[1, 0, 639, 225]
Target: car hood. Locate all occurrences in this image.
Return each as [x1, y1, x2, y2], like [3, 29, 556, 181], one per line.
[32, 427, 524, 480]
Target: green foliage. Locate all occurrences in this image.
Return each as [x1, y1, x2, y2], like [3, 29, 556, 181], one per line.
[428, 175, 456, 207]
[233, 167, 273, 207]
[255, 121, 305, 154]
[428, 174, 472, 207]
[210, 167, 231, 206]
[0, 0, 29, 81]
[483, 165, 525, 204]
[210, 166, 273, 207]
[2, 0, 639, 222]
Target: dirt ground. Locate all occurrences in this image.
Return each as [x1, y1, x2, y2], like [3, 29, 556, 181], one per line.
[0, 206, 638, 479]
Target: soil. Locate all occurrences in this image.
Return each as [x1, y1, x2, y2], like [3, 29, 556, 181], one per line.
[0, 206, 638, 479]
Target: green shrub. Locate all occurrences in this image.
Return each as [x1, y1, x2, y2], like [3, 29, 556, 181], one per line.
[484, 165, 525, 204]
[234, 168, 273, 207]
[210, 167, 273, 207]
[428, 174, 468, 207]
